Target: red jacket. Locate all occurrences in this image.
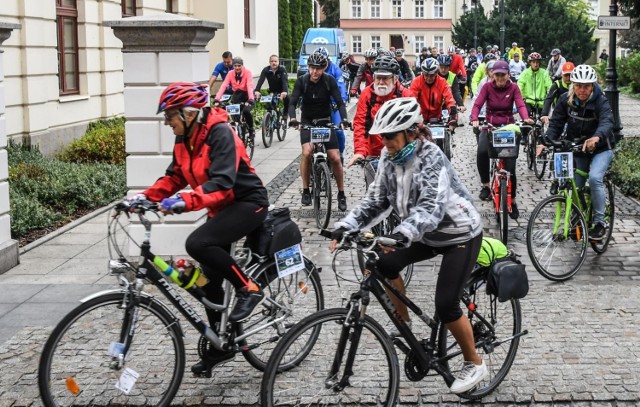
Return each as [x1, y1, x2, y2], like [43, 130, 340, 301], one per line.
[409, 74, 456, 122]
[450, 53, 467, 79]
[353, 82, 413, 157]
[144, 108, 268, 216]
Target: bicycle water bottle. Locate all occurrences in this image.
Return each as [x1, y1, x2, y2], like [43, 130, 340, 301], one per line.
[173, 258, 209, 288]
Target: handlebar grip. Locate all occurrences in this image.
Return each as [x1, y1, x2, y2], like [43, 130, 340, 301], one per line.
[377, 236, 401, 247]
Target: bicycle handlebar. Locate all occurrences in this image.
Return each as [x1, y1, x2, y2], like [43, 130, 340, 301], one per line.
[319, 229, 403, 249]
[114, 199, 159, 215]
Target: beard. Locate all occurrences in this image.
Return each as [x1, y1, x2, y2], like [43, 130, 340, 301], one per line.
[374, 84, 393, 97]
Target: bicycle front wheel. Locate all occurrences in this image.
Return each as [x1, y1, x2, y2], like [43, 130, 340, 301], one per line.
[261, 308, 400, 407]
[244, 125, 255, 160]
[438, 277, 522, 399]
[499, 178, 509, 245]
[38, 292, 184, 407]
[444, 131, 452, 159]
[277, 113, 287, 141]
[262, 111, 274, 148]
[534, 150, 547, 180]
[240, 258, 324, 371]
[590, 179, 615, 254]
[526, 131, 536, 170]
[313, 161, 332, 229]
[527, 195, 588, 281]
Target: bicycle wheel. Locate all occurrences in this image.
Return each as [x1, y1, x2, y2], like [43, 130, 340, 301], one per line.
[438, 276, 522, 400]
[277, 113, 287, 141]
[262, 111, 274, 148]
[243, 125, 255, 160]
[313, 161, 332, 229]
[39, 292, 184, 407]
[527, 195, 588, 281]
[240, 258, 324, 371]
[590, 179, 615, 254]
[261, 308, 400, 407]
[526, 131, 536, 170]
[499, 178, 509, 245]
[444, 131, 452, 159]
[534, 149, 547, 180]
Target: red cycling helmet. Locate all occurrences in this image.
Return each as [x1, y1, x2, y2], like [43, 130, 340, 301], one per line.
[528, 52, 542, 62]
[157, 81, 209, 114]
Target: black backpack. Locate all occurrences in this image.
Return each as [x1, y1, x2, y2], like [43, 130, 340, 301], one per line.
[244, 208, 302, 257]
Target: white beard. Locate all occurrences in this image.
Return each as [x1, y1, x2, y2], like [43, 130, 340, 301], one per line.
[374, 84, 393, 97]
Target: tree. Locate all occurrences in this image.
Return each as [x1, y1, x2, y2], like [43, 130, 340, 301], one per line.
[619, 19, 640, 51]
[290, 0, 303, 56]
[278, 0, 292, 58]
[619, 0, 640, 28]
[301, 0, 314, 32]
[452, 4, 494, 51]
[317, 0, 340, 28]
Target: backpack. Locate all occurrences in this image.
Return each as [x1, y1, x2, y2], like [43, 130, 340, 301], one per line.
[478, 237, 529, 302]
[364, 85, 404, 137]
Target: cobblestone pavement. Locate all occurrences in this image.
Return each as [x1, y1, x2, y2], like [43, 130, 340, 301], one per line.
[1, 95, 639, 406]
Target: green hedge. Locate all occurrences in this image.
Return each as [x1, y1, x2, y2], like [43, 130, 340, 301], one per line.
[595, 52, 640, 94]
[611, 138, 640, 200]
[57, 117, 126, 165]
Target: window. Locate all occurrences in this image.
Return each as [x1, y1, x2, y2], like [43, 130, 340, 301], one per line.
[370, 0, 381, 18]
[244, 0, 251, 38]
[56, 0, 79, 95]
[351, 0, 362, 18]
[414, 35, 425, 54]
[414, 0, 424, 18]
[166, 0, 174, 13]
[392, 0, 403, 18]
[433, 0, 444, 18]
[371, 35, 381, 49]
[433, 35, 444, 51]
[122, 0, 136, 17]
[352, 35, 362, 53]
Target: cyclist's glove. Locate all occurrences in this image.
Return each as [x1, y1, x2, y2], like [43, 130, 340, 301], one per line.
[160, 196, 186, 214]
[330, 227, 349, 241]
[381, 232, 410, 248]
[341, 120, 352, 130]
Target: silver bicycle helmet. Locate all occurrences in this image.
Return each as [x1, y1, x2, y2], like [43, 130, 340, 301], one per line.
[369, 97, 423, 135]
[372, 55, 400, 75]
[364, 48, 378, 58]
[437, 54, 452, 66]
[570, 64, 597, 84]
[420, 58, 439, 74]
[307, 52, 328, 68]
[484, 53, 497, 61]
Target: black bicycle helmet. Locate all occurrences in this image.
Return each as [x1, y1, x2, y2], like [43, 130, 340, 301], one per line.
[307, 52, 328, 68]
[372, 55, 400, 75]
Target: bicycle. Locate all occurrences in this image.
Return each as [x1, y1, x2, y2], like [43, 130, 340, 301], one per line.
[38, 200, 324, 407]
[220, 94, 255, 160]
[521, 103, 543, 172]
[526, 139, 615, 281]
[426, 110, 454, 160]
[261, 230, 527, 406]
[533, 124, 566, 181]
[260, 93, 288, 148]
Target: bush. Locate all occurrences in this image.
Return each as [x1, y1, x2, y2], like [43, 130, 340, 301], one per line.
[611, 138, 640, 199]
[57, 117, 126, 165]
[618, 51, 640, 94]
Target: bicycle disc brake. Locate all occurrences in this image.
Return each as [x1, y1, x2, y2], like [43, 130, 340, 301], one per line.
[404, 350, 429, 381]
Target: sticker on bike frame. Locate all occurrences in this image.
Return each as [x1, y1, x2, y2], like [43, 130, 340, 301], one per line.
[225, 104, 241, 115]
[275, 244, 305, 278]
[220, 94, 231, 102]
[115, 367, 139, 394]
[492, 130, 516, 147]
[554, 152, 574, 180]
[441, 109, 450, 119]
[108, 341, 125, 357]
[430, 126, 445, 139]
[260, 95, 273, 103]
[310, 128, 331, 143]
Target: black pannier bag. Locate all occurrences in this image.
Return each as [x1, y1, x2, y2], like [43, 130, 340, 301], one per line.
[486, 256, 529, 302]
[245, 208, 302, 256]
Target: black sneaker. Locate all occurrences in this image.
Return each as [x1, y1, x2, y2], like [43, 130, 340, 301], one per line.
[191, 349, 235, 378]
[479, 186, 491, 201]
[509, 203, 520, 220]
[301, 191, 312, 206]
[589, 223, 606, 241]
[229, 287, 265, 322]
[337, 193, 347, 211]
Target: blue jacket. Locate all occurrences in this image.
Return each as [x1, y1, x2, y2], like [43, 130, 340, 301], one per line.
[326, 61, 348, 102]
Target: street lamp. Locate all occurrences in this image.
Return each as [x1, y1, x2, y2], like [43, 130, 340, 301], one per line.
[471, 0, 478, 50]
[499, 0, 505, 53]
[605, 0, 623, 141]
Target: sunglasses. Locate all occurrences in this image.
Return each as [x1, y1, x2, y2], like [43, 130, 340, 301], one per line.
[381, 132, 400, 140]
[164, 111, 179, 121]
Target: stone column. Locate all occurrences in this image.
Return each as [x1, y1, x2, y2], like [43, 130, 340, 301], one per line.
[0, 22, 20, 275]
[105, 14, 223, 255]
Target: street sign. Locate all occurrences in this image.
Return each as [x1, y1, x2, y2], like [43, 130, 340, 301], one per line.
[598, 16, 631, 30]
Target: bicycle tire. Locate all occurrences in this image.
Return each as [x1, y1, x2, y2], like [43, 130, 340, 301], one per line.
[526, 131, 536, 170]
[313, 161, 332, 229]
[438, 276, 522, 400]
[240, 258, 324, 371]
[38, 292, 184, 407]
[277, 113, 287, 141]
[260, 308, 400, 407]
[262, 111, 273, 148]
[590, 179, 615, 254]
[527, 195, 588, 281]
[534, 149, 547, 180]
[444, 131, 452, 159]
[243, 125, 255, 160]
[499, 178, 509, 245]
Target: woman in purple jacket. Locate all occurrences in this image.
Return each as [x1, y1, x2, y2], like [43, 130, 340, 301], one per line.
[470, 60, 533, 219]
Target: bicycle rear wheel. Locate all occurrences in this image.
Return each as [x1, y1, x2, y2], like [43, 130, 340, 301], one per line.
[590, 179, 615, 254]
[527, 195, 588, 281]
[438, 276, 522, 400]
[499, 178, 509, 245]
[262, 111, 274, 148]
[261, 308, 400, 407]
[240, 258, 324, 371]
[313, 161, 332, 229]
[38, 292, 184, 407]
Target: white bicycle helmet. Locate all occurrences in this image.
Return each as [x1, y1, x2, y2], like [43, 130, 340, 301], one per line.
[570, 64, 597, 84]
[364, 48, 378, 58]
[421, 57, 439, 74]
[369, 97, 423, 135]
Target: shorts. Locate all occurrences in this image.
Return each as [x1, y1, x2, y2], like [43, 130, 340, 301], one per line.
[299, 127, 339, 150]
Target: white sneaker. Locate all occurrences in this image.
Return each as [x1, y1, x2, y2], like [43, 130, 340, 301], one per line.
[450, 360, 489, 394]
[388, 320, 412, 337]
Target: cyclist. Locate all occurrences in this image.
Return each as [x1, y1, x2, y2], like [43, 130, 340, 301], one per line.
[476, 46, 484, 63]
[288, 52, 350, 211]
[517, 52, 552, 117]
[147, 82, 270, 375]
[540, 62, 575, 125]
[539, 65, 614, 240]
[547, 48, 566, 81]
[475, 60, 496, 98]
[417, 46, 432, 70]
[409, 58, 458, 132]
[208, 51, 233, 97]
[471, 52, 497, 95]
[332, 97, 486, 394]
[348, 55, 413, 167]
[253, 54, 290, 120]
[436, 54, 465, 114]
[213, 57, 256, 141]
[470, 61, 533, 218]
[447, 46, 468, 103]
[507, 42, 519, 61]
[466, 48, 479, 97]
[394, 48, 415, 86]
[339, 51, 360, 87]
[508, 52, 526, 82]
[350, 47, 378, 97]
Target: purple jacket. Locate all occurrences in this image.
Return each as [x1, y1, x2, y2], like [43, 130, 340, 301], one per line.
[471, 80, 529, 126]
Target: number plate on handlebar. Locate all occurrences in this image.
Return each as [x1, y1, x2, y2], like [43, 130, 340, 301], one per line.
[220, 94, 231, 102]
[430, 126, 445, 139]
[260, 95, 273, 103]
[492, 130, 516, 147]
[310, 128, 331, 143]
[226, 104, 241, 115]
[554, 152, 574, 180]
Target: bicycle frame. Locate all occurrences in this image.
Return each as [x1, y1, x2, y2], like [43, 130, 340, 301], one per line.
[490, 158, 512, 214]
[552, 167, 590, 240]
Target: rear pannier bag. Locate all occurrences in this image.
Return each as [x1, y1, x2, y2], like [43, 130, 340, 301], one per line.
[478, 237, 529, 302]
[245, 208, 302, 256]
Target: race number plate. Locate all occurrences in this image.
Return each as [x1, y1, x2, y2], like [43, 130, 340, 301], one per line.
[430, 126, 445, 139]
[260, 95, 273, 103]
[310, 128, 331, 143]
[492, 130, 516, 147]
[275, 244, 305, 278]
[225, 104, 241, 115]
[554, 152, 574, 180]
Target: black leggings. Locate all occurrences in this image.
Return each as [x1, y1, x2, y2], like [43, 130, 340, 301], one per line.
[185, 202, 267, 326]
[477, 130, 517, 198]
[376, 234, 483, 324]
